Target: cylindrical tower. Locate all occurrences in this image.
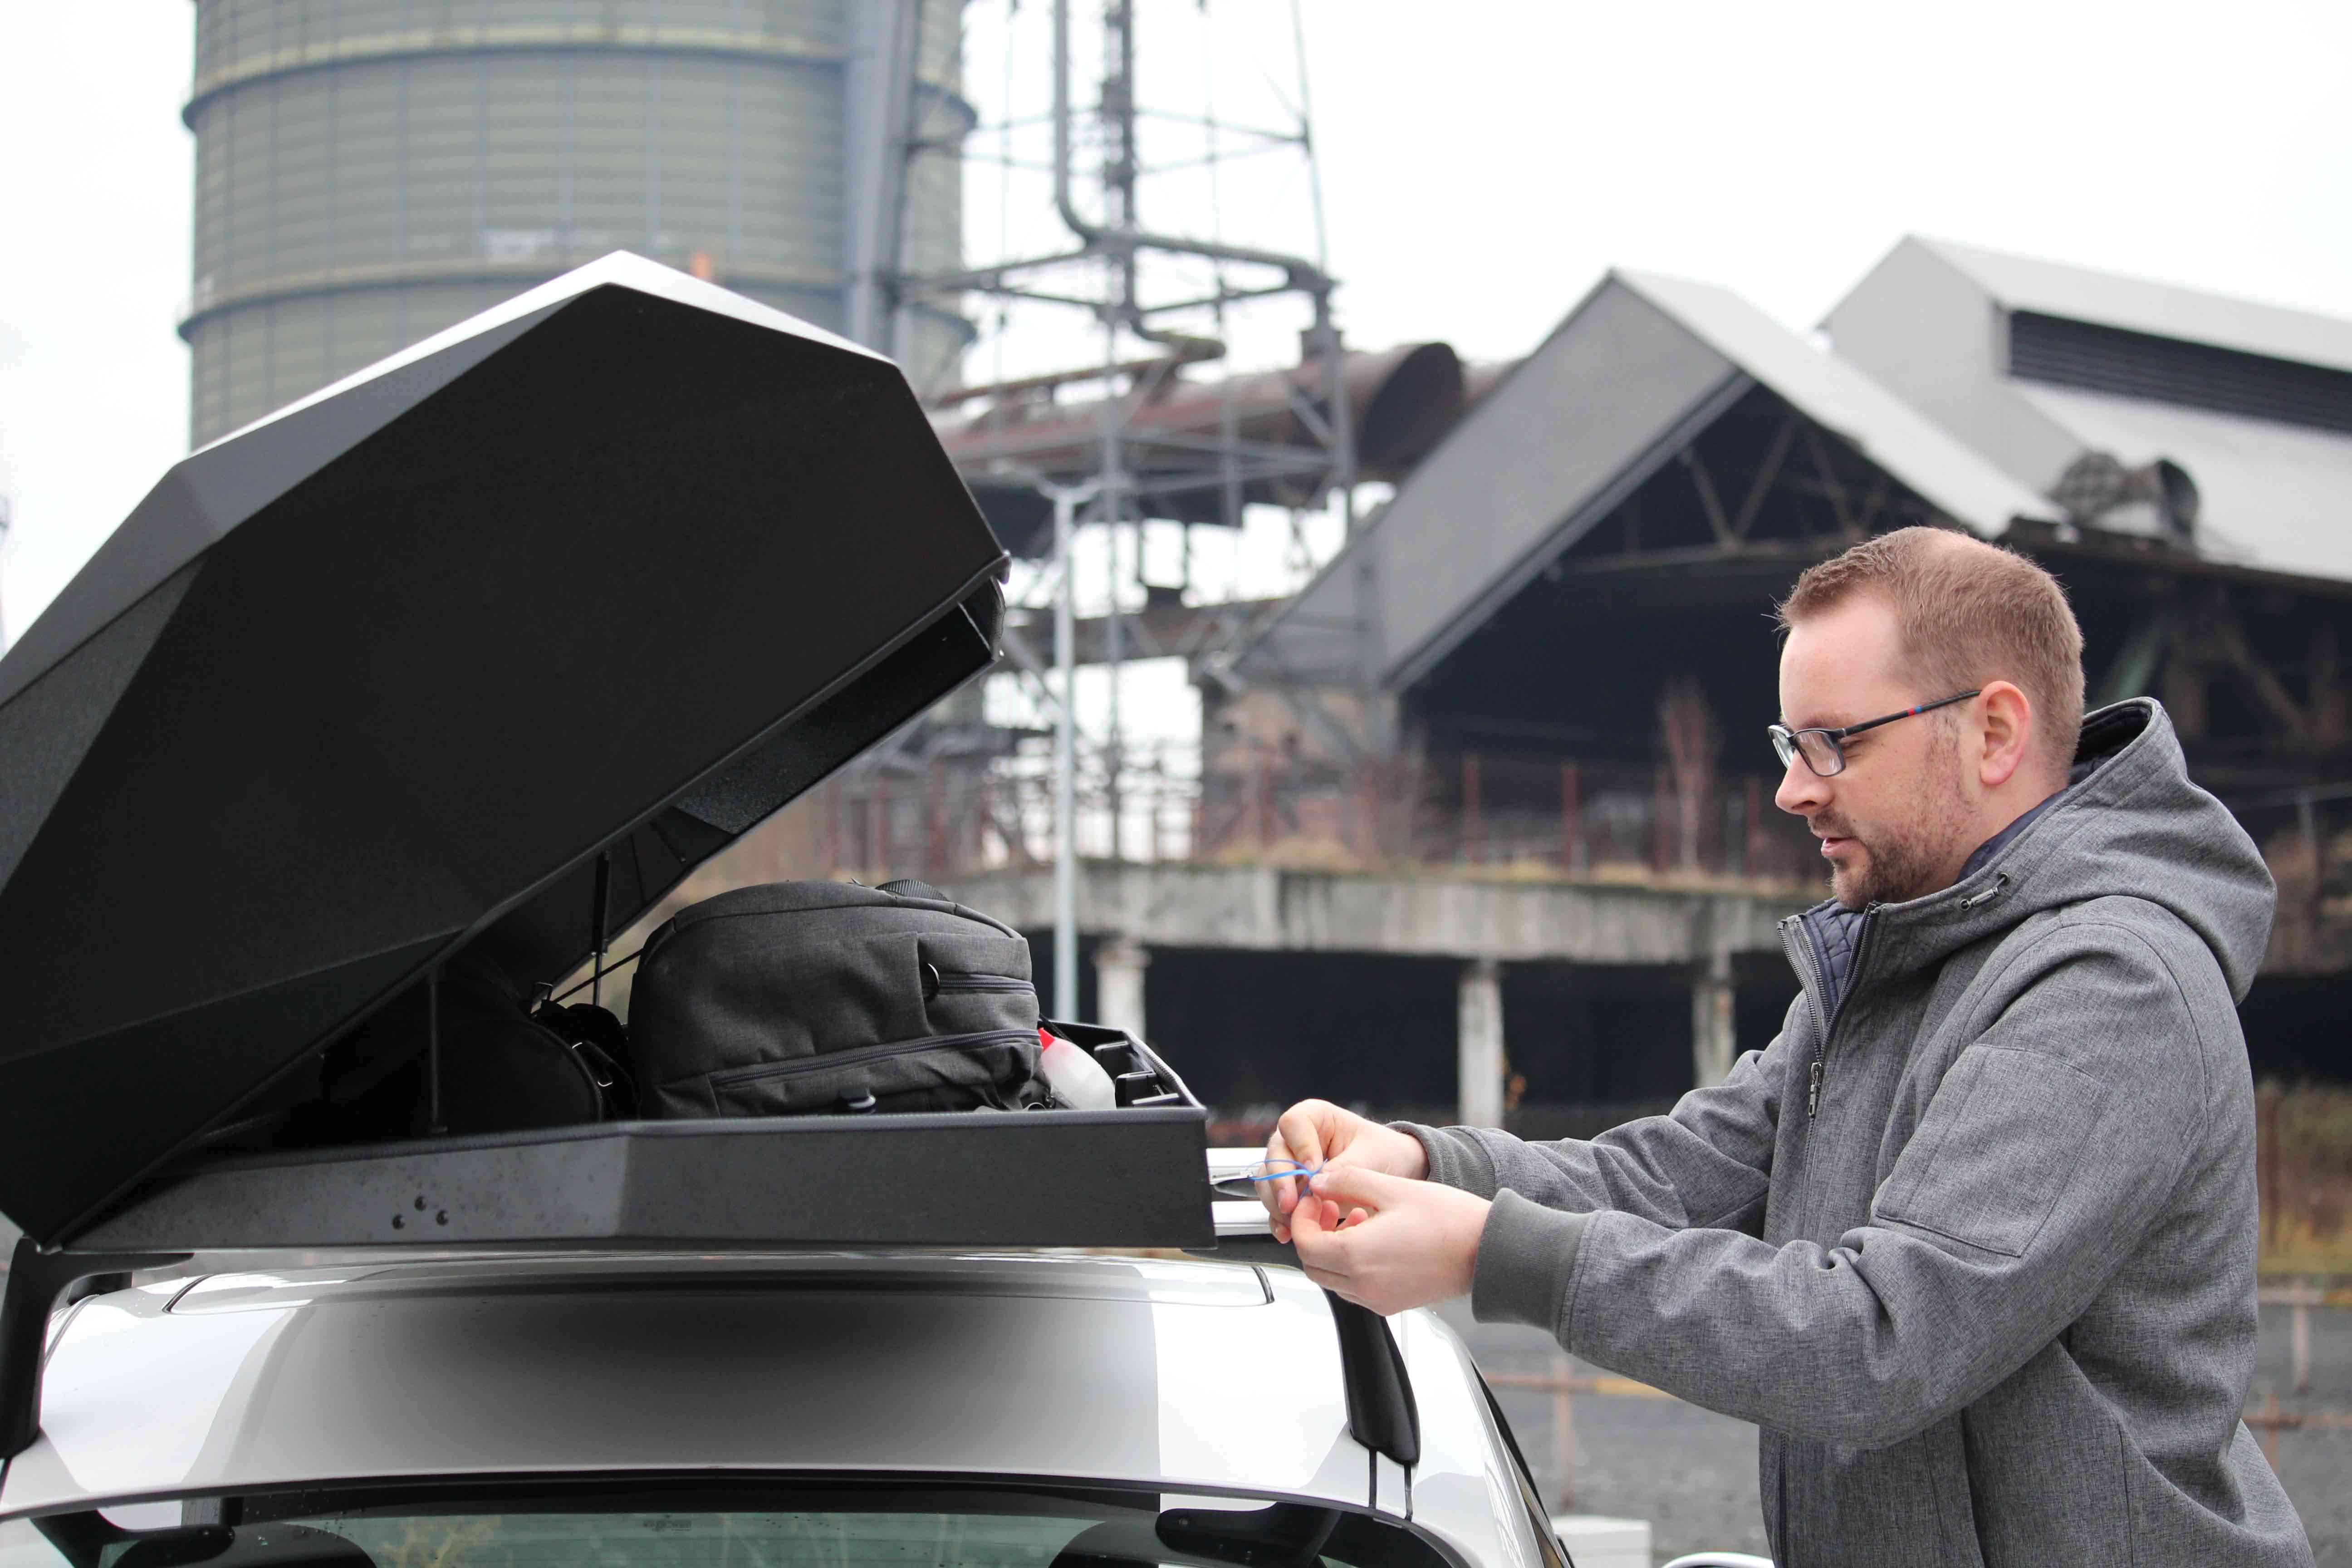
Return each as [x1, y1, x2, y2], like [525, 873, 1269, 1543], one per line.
[183, 0, 969, 447]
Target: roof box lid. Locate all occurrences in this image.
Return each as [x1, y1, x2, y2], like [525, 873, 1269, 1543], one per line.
[0, 254, 1007, 1245]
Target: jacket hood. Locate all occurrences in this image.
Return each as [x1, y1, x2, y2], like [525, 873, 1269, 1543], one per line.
[1843, 698, 2276, 1003]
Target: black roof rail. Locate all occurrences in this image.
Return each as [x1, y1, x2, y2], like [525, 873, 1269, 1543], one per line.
[1, 1238, 188, 1460]
[1323, 1292, 1422, 1469]
[1196, 1233, 1421, 1469]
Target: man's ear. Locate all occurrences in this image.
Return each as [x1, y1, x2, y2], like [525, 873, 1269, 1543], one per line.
[1976, 681, 2034, 789]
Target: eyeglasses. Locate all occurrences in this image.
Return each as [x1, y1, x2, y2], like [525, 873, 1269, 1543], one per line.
[1769, 690, 1980, 777]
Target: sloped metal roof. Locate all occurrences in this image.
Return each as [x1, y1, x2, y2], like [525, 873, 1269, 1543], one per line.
[1915, 236, 2352, 376]
[2015, 382, 2352, 583]
[1238, 269, 2057, 691]
[1617, 271, 2062, 534]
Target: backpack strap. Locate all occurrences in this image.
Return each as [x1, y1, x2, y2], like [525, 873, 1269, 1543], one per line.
[876, 878, 1020, 939]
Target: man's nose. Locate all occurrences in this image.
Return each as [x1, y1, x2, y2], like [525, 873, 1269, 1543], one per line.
[1774, 751, 1828, 818]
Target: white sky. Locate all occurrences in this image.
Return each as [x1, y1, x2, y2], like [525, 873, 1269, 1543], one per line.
[5, 1, 2352, 646]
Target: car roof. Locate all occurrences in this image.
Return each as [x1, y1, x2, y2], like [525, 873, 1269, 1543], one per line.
[0, 1250, 1533, 1568]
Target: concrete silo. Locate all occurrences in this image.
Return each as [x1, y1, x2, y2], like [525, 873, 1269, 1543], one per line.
[183, 0, 970, 446]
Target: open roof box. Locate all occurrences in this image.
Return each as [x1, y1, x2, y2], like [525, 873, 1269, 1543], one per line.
[0, 255, 1211, 1264]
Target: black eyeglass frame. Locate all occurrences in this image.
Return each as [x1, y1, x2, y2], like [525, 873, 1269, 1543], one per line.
[1769, 689, 1981, 777]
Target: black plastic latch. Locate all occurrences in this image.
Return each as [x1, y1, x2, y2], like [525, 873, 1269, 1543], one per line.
[2, 1238, 189, 1460]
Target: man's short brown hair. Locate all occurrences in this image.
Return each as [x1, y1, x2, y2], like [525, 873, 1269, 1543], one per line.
[1778, 527, 2086, 771]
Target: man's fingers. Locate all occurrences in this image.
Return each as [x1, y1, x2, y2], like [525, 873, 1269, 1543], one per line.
[1281, 1102, 1338, 1167]
[1308, 1163, 1410, 1210]
[1262, 1130, 1298, 1223]
[1271, 1101, 1334, 1220]
[1291, 1185, 1326, 1238]
[1289, 1187, 1348, 1265]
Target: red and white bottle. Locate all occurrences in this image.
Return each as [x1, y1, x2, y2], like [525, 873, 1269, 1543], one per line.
[1038, 1026, 1118, 1110]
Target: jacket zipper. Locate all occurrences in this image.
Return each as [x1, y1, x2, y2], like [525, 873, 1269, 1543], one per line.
[1805, 904, 1880, 1119]
[707, 1027, 1039, 1089]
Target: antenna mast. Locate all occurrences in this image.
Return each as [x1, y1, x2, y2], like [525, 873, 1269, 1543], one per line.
[897, 0, 1354, 873]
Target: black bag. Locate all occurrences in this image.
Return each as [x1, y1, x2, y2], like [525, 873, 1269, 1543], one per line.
[282, 953, 635, 1145]
[627, 879, 1052, 1117]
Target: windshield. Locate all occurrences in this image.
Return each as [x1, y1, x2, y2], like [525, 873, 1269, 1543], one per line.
[2, 1481, 1458, 1568]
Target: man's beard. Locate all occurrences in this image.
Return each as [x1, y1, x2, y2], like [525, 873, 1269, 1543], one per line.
[1823, 821, 1950, 909]
[1819, 734, 1970, 910]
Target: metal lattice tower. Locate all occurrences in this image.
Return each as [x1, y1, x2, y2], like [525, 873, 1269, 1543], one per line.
[886, 0, 1357, 875]
[909, 0, 1352, 539]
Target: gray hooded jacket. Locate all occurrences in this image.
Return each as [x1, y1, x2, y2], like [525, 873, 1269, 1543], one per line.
[1404, 700, 2312, 1567]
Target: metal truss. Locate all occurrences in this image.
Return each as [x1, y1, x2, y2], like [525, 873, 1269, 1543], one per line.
[853, 0, 1355, 865]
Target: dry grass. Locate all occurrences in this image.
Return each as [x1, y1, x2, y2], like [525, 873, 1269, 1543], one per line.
[2261, 1084, 2352, 1279]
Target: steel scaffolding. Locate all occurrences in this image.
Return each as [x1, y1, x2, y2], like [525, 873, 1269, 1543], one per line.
[842, 0, 1359, 1003]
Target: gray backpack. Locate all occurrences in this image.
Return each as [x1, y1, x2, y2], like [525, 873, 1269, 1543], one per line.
[627, 880, 1053, 1117]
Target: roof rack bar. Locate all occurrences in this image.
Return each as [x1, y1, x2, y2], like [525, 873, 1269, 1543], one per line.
[1323, 1291, 1421, 1468]
[1, 1238, 189, 1460]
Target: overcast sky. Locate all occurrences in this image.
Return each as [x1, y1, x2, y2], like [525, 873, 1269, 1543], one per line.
[5, 2, 2352, 643]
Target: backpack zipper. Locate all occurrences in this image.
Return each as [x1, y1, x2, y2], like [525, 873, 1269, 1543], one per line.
[932, 972, 1033, 994]
[920, 963, 1034, 1000]
[706, 1027, 1039, 1089]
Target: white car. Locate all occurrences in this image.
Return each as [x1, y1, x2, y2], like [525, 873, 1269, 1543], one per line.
[0, 1247, 1545, 1566]
[0, 1236, 1766, 1568]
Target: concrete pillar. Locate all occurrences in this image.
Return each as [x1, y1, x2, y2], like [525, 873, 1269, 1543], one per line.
[1096, 937, 1149, 1040]
[1691, 944, 1735, 1087]
[1458, 959, 1505, 1128]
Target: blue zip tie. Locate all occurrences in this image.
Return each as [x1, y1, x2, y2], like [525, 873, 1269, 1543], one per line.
[1211, 1160, 1324, 1199]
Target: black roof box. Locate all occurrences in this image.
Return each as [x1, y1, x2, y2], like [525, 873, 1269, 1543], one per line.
[0, 254, 1170, 1250]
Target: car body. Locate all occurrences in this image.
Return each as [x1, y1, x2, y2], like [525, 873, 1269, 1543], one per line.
[0, 1248, 1570, 1568]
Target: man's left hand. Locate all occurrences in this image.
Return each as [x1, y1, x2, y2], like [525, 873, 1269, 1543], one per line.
[1289, 1165, 1491, 1316]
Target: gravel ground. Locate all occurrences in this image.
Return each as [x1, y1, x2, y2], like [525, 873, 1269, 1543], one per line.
[2252, 1298, 2352, 1564]
[1436, 1296, 2352, 1565]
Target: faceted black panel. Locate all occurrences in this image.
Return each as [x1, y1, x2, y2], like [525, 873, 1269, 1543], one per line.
[0, 259, 1005, 1242]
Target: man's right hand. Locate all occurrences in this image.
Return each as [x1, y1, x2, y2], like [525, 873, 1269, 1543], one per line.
[1261, 1100, 1429, 1243]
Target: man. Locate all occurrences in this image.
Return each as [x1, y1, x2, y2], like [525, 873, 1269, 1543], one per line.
[1261, 528, 2311, 1565]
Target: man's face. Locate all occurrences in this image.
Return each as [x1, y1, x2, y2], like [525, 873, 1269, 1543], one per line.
[1775, 594, 1974, 910]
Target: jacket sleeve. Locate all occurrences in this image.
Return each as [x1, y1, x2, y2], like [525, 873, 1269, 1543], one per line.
[1395, 1007, 1796, 1236]
[1470, 922, 2210, 1450]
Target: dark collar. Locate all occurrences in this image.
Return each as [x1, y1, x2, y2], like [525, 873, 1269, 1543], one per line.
[1958, 760, 2095, 882]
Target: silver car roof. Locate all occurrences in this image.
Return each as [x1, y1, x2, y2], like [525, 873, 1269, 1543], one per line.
[0, 1253, 1537, 1568]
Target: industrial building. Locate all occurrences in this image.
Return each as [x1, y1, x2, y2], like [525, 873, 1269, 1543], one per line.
[925, 238, 2352, 1134]
[181, 0, 968, 446]
[163, 7, 2347, 1137]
